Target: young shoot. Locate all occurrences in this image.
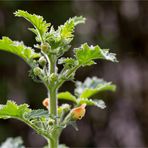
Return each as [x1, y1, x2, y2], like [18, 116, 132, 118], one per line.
[0, 10, 117, 148]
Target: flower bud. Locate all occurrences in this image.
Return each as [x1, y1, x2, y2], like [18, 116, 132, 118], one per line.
[71, 104, 86, 120]
[48, 119, 55, 125]
[39, 57, 46, 67]
[62, 104, 70, 112]
[41, 43, 49, 53]
[33, 67, 42, 76]
[42, 98, 49, 108]
[58, 104, 70, 115]
[49, 73, 58, 82]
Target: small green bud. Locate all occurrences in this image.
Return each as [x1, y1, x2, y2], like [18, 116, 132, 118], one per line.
[49, 73, 58, 82]
[62, 104, 70, 112]
[48, 119, 55, 125]
[41, 43, 49, 53]
[33, 67, 42, 76]
[39, 56, 46, 67]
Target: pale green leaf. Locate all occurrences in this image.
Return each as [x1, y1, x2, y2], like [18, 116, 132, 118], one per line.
[46, 16, 85, 57]
[0, 101, 52, 139]
[0, 37, 40, 64]
[58, 16, 86, 39]
[0, 100, 30, 119]
[75, 43, 117, 66]
[77, 98, 106, 109]
[72, 16, 86, 25]
[58, 91, 77, 103]
[75, 77, 116, 98]
[14, 10, 50, 42]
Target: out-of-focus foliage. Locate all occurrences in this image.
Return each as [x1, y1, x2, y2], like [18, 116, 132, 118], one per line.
[0, 137, 24, 148]
[74, 77, 116, 98]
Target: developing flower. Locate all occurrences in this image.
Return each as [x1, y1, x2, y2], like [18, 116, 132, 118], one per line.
[71, 104, 86, 120]
[42, 98, 49, 108]
[33, 67, 42, 76]
[39, 56, 46, 67]
[41, 43, 49, 53]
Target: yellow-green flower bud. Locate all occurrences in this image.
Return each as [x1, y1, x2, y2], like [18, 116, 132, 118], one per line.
[33, 67, 42, 76]
[39, 57, 46, 67]
[49, 73, 58, 82]
[41, 43, 49, 53]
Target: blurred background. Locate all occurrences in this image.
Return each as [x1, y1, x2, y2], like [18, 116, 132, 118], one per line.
[0, 0, 148, 147]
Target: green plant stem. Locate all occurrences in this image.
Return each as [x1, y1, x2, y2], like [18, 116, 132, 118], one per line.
[48, 55, 59, 148]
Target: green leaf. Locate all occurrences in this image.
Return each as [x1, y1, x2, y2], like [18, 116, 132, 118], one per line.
[0, 101, 53, 140]
[0, 137, 25, 148]
[14, 10, 50, 42]
[75, 77, 116, 98]
[24, 109, 48, 120]
[0, 100, 30, 119]
[58, 16, 86, 39]
[58, 57, 76, 68]
[58, 91, 77, 103]
[0, 37, 40, 64]
[75, 43, 117, 66]
[77, 98, 106, 109]
[46, 16, 85, 57]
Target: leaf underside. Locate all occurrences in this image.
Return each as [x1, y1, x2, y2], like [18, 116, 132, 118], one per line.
[75, 77, 116, 98]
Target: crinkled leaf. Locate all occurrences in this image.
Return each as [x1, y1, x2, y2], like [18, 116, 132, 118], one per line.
[0, 37, 40, 64]
[14, 10, 50, 42]
[0, 101, 54, 140]
[46, 16, 85, 57]
[75, 43, 117, 66]
[75, 77, 116, 98]
[58, 16, 86, 39]
[0, 100, 30, 119]
[58, 91, 77, 103]
[0, 137, 25, 148]
[77, 98, 106, 109]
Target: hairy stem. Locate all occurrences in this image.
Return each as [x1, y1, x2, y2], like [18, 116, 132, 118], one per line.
[47, 55, 59, 148]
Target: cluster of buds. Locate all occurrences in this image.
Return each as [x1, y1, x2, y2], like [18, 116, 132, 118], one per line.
[42, 97, 86, 121]
[33, 67, 42, 76]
